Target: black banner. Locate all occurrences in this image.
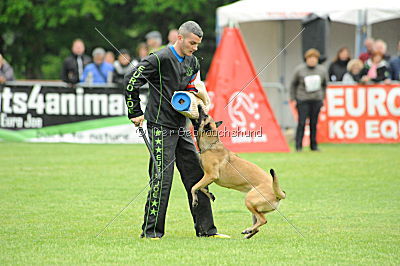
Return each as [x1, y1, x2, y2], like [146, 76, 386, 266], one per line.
[0, 81, 148, 130]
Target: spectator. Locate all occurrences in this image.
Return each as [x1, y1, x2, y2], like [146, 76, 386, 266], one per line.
[145, 31, 163, 53]
[113, 49, 134, 85]
[167, 29, 178, 45]
[360, 51, 391, 83]
[328, 47, 351, 82]
[136, 42, 148, 61]
[290, 48, 328, 152]
[342, 59, 364, 83]
[0, 54, 15, 83]
[61, 39, 91, 84]
[374, 39, 390, 62]
[359, 38, 374, 63]
[389, 40, 400, 81]
[81, 47, 114, 84]
[104, 51, 115, 64]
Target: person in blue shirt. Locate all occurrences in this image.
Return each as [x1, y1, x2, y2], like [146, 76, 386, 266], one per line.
[81, 47, 114, 83]
[389, 40, 400, 81]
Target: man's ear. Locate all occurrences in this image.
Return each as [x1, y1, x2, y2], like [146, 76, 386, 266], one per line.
[215, 121, 223, 128]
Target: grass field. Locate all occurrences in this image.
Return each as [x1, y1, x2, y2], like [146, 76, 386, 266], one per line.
[1, 142, 399, 265]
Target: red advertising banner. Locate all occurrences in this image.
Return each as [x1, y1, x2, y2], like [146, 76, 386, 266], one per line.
[318, 84, 400, 143]
[205, 27, 289, 152]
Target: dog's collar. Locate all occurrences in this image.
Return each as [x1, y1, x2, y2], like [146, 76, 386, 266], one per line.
[199, 140, 220, 154]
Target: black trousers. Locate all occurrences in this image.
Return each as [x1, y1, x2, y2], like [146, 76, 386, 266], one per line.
[295, 100, 323, 150]
[140, 123, 217, 238]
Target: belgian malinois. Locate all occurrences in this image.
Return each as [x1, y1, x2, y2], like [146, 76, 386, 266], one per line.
[191, 106, 286, 239]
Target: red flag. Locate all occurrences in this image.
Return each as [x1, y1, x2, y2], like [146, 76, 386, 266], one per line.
[205, 27, 289, 152]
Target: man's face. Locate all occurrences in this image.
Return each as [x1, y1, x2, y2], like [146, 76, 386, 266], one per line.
[178, 32, 202, 56]
[118, 53, 131, 66]
[168, 30, 178, 44]
[93, 54, 104, 65]
[365, 39, 374, 52]
[72, 41, 85, 55]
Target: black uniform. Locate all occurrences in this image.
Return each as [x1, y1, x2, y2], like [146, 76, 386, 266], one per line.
[124, 46, 217, 238]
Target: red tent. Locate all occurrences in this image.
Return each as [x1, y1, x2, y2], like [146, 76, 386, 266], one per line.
[205, 27, 289, 152]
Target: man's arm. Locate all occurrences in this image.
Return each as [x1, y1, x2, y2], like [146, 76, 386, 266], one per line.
[80, 65, 89, 83]
[124, 57, 157, 125]
[322, 68, 328, 100]
[289, 68, 299, 101]
[61, 58, 69, 82]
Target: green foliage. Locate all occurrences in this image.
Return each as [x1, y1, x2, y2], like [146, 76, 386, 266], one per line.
[0, 0, 237, 79]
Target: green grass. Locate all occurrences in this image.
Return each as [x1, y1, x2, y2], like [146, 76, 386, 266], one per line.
[0, 143, 399, 265]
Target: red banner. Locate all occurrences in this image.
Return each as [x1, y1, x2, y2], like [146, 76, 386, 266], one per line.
[205, 27, 289, 152]
[318, 84, 400, 143]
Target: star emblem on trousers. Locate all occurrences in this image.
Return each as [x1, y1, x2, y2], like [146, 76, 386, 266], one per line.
[155, 139, 162, 145]
[150, 208, 158, 216]
[151, 200, 158, 207]
[156, 147, 162, 153]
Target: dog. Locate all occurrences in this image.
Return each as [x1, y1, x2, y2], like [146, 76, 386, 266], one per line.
[190, 105, 286, 239]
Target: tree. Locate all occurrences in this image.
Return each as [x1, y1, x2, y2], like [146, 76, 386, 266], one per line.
[0, 0, 237, 79]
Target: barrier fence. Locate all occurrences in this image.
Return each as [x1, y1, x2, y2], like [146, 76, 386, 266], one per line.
[1, 81, 399, 144]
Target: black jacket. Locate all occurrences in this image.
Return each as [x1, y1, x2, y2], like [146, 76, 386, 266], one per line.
[360, 59, 390, 83]
[328, 59, 349, 82]
[61, 54, 91, 83]
[113, 61, 135, 85]
[124, 46, 200, 129]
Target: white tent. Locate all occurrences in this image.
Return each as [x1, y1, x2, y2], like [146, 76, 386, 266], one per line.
[216, 0, 400, 128]
[217, 0, 400, 27]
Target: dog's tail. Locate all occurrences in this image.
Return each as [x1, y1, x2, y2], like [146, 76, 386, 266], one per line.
[270, 169, 286, 200]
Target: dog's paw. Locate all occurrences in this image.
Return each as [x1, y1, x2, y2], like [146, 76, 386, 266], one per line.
[209, 192, 216, 201]
[192, 198, 199, 208]
[241, 228, 253, 235]
[244, 232, 257, 239]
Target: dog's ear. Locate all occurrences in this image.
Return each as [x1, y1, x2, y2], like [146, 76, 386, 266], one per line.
[197, 104, 208, 120]
[215, 121, 223, 128]
[190, 118, 200, 130]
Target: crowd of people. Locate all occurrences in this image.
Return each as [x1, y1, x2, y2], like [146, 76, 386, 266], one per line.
[328, 38, 400, 83]
[59, 29, 178, 86]
[290, 38, 400, 152]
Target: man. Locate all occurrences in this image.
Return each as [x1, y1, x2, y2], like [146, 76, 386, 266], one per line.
[81, 47, 114, 84]
[389, 40, 400, 81]
[167, 29, 179, 46]
[113, 49, 134, 85]
[0, 54, 14, 84]
[124, 21, 228, 239]
[359, 38, 374, 63]
[145, 31, 164, 54]
[373, 39, 391, 62]
[61, 39, 91, 84]
[290, 48, 328, 152]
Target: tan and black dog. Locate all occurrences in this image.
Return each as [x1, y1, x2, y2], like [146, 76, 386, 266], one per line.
[190, 106, 286, 239]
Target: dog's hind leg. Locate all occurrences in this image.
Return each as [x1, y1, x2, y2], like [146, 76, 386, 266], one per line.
[242, 192, 267, 239]
[200, 187, 216, 201]
[241, 214, 257, 235]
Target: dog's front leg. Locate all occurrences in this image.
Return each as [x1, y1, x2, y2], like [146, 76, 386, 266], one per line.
[191, 173, 218, 208]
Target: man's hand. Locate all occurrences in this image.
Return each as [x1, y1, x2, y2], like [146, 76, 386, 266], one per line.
[130, 115, 144, 127]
